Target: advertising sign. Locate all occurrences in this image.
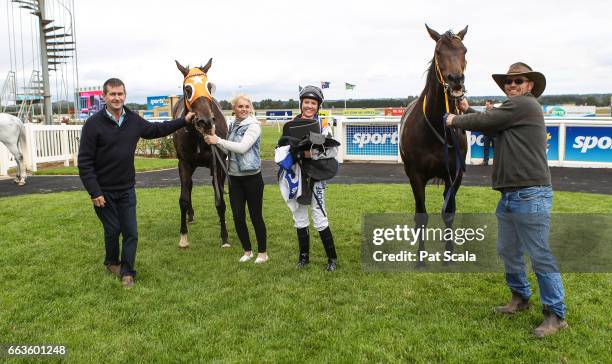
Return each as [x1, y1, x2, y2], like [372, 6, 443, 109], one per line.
[546, 126, 559, 161]
[543, 105, 596, 117]
[565, 126, 612, 162]
[469, 126, 560, 161]
[266, 110, 292, 121]
[468, 132, 494, 159]
[79, 89, 103, 119]
[346, 124, 398, 156]
[343, 109, 378, 117]
[384, 107, 405, 116]
[147, 96, 170, 110]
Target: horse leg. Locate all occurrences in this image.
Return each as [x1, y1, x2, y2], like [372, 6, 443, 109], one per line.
[7, 143, 26, 186]
[178, 161, 195, 249]
[409, 173, 428, 266]
[442, 173, 463, 255]
[213, 166, 229, 247]
[187, 173, 195, 224]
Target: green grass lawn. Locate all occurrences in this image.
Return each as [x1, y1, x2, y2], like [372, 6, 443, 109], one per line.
[1, 185, 610, 363]
[31, 157, 179, 176]
[260, 124, 282, 160]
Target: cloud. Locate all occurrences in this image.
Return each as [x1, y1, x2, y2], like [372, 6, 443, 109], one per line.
[1, 0, 610, 103]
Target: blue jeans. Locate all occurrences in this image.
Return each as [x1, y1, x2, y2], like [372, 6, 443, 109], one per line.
[495, 186, 566, 319]
[94, 188, 138, 277]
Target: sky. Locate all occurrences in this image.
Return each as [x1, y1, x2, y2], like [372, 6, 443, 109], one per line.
[1, 0, 611, 103]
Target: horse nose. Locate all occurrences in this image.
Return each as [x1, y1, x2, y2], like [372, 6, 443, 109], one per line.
[198, 118, 214, 129]
[447, 73, 465, 84]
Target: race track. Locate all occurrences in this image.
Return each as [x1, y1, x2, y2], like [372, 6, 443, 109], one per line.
[1, 161, 610, 197]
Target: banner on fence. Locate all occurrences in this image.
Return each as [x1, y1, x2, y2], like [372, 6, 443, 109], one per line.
[565, 126, 612, 162]
[346, 124, 398, 156]
[265, 110, 292, 121]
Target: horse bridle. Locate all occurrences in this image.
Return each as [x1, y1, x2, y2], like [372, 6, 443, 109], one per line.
[421, 33, 467, 142]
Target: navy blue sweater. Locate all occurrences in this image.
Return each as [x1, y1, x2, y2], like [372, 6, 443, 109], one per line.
[78, 107, 186, 198]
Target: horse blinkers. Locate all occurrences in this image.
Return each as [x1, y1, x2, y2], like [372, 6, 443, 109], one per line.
[182, 67, 216, 133]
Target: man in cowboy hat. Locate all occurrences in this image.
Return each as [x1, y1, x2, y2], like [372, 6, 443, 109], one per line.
[446, 62, 567, 338]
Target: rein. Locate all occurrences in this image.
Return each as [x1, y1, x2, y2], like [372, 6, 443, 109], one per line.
[422, 52, 466, 214]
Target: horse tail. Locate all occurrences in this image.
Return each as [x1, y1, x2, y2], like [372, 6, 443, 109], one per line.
[18, 121, 26, 150]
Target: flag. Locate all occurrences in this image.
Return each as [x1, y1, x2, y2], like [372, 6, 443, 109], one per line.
[345, 82, 356, 90]
[320, 81, 330, 89]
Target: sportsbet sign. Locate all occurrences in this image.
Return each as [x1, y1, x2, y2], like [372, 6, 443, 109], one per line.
[346, 125, 399, 157]
[565, 126, 612, 162]
[468, 126, 560, 161]
[338, 116, 611, 166]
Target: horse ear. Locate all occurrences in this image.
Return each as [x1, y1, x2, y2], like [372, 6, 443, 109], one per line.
[200, 58, 213, 74]
[207, 82, 216, 96]
[425, 24, 441, 42]
[175, 60, 189, 77]
[457, 25, 468, 40]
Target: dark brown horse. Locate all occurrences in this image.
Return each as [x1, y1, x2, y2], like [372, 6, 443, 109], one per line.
[400, 25, 468, 258]
[172, 59, 229, 249]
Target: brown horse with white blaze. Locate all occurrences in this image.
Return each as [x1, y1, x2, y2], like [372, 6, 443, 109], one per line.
[172, 59, 229, 249]
[400, 25, 469, 261]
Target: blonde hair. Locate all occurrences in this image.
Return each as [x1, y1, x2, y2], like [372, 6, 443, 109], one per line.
[230, 93, 255, 115]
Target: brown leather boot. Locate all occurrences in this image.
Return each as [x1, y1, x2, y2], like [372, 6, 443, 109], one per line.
[533, 307, 568, 338]
[494, 291, 530, 314]
[105, 264, 121, 278]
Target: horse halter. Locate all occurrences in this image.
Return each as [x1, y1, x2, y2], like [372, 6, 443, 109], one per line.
[183, 68, 213, 110]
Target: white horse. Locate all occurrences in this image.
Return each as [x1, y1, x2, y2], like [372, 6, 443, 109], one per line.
[0, 113, 27, 185]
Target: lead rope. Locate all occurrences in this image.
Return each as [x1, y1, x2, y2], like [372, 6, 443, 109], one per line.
[426, 57, 466, 214]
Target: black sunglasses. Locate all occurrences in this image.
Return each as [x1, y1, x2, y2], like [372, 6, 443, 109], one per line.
[504, 78, 529, 85]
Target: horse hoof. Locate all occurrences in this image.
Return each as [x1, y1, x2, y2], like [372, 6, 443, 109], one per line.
[178, 234, 189, 249]
[416, 261, 426, 269]
[188, 219, 195, 224]
[17, 181, 26, 186]
[221, 243, 230, 248]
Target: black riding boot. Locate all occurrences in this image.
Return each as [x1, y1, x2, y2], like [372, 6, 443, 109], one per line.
[319, 227, 337, 272]
[296, 227, 310, 268]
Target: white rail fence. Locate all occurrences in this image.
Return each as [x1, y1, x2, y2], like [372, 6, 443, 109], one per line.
[0, 124, 82, 176]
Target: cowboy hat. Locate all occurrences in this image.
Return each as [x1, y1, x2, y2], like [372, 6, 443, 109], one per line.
[492, 62, 546, 97]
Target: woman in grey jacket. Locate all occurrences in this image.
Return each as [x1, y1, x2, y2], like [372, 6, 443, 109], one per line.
[204, 94, 268, 263]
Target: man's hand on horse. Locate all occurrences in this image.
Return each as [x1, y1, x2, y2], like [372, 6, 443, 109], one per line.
[92, 195, 106, 208]
[204, 126, 218, 145]
[445, 113, 456, 126]
[185, 112, 196, 124]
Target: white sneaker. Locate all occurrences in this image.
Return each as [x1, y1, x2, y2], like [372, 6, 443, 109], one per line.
[239, 253, 253, 262]
[254, 255, 269, 264]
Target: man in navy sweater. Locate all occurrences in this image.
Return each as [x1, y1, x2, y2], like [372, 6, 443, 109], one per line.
[78, 78, 194, 288]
